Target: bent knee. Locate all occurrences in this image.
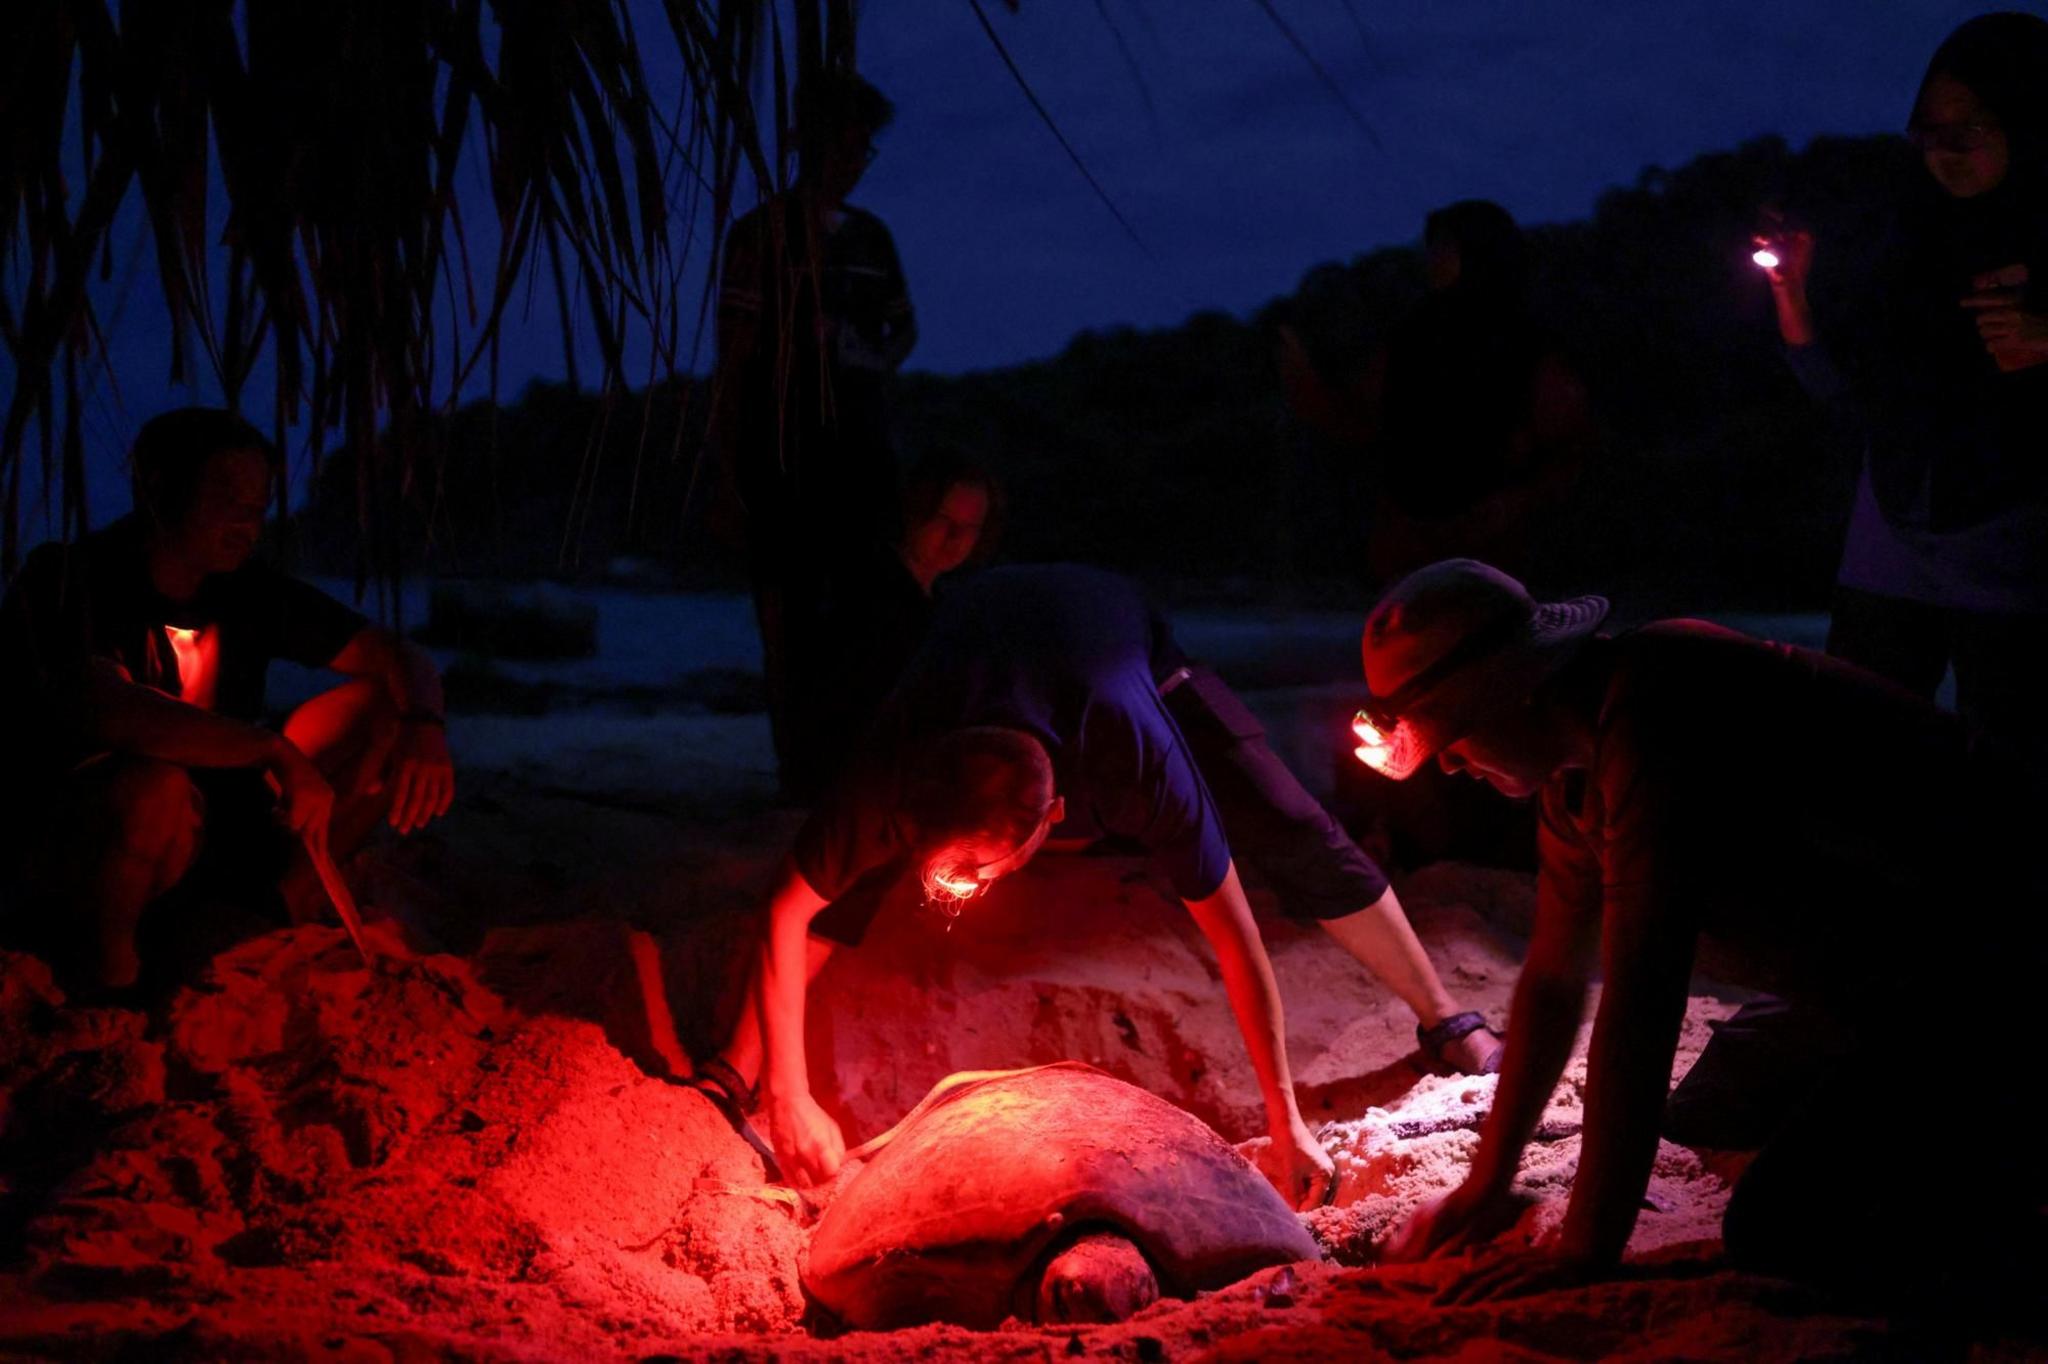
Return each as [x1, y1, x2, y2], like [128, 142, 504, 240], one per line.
[92, 759, 204, 860]
[284, 677, 399, 761]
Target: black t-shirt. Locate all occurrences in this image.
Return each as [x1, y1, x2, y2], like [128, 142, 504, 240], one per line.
[719, 199, 913, 483]
[1537, 621, 2036, 1002]
[0, 516, 368, 779]
[792, 539, 938, 796]
[791, 565, 1230, 903]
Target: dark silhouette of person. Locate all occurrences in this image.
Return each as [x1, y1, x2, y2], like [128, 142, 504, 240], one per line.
[712, 69, 917, 797]
[1280, 200, 1591, 588]
[790, 450, 996, 799]
[1363, 560, 2044, 1319]
[0, 409, 455, 998]
[1763, 13, 2048, 757]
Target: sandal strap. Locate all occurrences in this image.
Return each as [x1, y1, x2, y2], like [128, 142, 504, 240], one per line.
[1417, 1010, 1489, 1054]
[683, 1075, 784, 1182]
[694, 1054, 758, 1114]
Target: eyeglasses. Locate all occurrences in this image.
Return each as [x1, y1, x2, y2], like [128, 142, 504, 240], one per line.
[1908, 122, 1999, 155]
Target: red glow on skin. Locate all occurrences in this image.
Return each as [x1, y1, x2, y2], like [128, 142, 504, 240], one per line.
[166, 625, 219, 711]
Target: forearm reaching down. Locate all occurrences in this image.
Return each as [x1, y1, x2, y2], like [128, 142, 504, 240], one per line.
[1184, 862, 1333, 1209]
[758, 861, 844, 1184]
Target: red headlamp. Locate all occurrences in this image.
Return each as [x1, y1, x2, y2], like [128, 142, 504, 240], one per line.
[920, 857, 990, 921]
[1351, 707, 1429, 780]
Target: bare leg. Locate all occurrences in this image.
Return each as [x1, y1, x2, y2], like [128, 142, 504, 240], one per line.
[1319, 887, 1501, 1071]
[58, 759, 203, 989]
[715, 935, 836, 1089]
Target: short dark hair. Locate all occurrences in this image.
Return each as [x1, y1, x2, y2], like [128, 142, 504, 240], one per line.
[796, 69, 896, 141]
[130, 407, 279, 521]
[902, 727, 1054, 853]
[902, 449, 1001, 564]
[1423, 199, 1527, 298]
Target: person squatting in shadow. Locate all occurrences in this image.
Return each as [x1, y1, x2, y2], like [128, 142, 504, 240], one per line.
[688, 565, 1505, 1210]
[1763, 12, 2048, 759]
[1278, 199, 1593, 590]
[785, 450, 997, 803]
[1365, 559, 2046, 1321]
[0, 409, 456, 1001]
[712, 70, 918, 800]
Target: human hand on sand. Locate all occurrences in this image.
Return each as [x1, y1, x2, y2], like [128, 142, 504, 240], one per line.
[1432, 1245, 1602, 1305]
[1254, 1113, 1335, 1212]
[770, 1090, 846, 1186]
[1382, 1178, 1522, 1263]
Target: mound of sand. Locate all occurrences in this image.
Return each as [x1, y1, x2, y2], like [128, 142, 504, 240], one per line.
[0, 923, 805, 1359]
[0, 746, 1989, 1361]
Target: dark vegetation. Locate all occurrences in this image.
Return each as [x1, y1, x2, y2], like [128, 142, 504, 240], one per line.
[294, 133, 1921, 611]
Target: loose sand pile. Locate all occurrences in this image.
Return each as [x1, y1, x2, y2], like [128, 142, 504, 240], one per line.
[0, 725, 2022, 1360]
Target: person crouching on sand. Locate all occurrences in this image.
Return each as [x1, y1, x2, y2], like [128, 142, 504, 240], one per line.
[1364, 559, 2046, 1319]
[0, 408, 456, 999]
[689, 563, 1505, 1210]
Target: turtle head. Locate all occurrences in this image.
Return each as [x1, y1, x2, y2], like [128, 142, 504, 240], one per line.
[1034, 1231, 1160, 1324]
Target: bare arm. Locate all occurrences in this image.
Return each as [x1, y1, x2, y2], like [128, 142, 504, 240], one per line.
[1467, 874, 1601, 1195]
[328, 626, 444, 718]
[759, 858, 844, 1183]
[1386, 842, 1601, 1264]
[1184, 862, 1333, 1208]
[1555, 883, 1698, 1263]
[327, 626, 453, 833]
[85, 658, 289, 771]
[1763, 229, 1817, 348]
[83, 659, 333, 851]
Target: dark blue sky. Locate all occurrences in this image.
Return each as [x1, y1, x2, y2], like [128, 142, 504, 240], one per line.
[862, 0, 2029, 372]
[14, 0, 2043, 529]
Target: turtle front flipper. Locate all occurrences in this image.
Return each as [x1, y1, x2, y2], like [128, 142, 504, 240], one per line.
[1034, 1231, 1160, 1324]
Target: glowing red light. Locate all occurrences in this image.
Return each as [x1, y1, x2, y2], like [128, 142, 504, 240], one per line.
[1350, 709, 1425, 780]
[1751, 247, 1781, 271]
[920, 860, 987, 920]
[166, 625, 218, 710]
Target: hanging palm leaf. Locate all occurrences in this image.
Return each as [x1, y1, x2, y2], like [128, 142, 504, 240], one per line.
[0, 0, 868, 592]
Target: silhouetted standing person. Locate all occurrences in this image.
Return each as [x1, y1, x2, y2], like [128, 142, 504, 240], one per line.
[1280, 200, 1591, 588]
[792, 451, 995, 798]
[714, 71, 917, 796]
[1764, 14, 2048, 756]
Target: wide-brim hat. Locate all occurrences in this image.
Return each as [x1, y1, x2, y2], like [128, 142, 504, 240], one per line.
[1355, 559, 1608, 780]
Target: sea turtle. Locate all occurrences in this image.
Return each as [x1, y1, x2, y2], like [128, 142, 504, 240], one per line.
[803, 1062, 1322, 1330]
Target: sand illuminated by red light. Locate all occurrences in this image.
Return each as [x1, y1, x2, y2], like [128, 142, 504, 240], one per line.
[0, 782, 1970, 1361]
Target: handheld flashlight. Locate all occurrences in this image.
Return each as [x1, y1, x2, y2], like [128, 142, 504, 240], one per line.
[1751, 245, 1781, 271]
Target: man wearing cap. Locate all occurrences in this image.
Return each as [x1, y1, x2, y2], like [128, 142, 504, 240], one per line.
[693, 564, 1502, 1209]
[1366, 558, 2045, 1308]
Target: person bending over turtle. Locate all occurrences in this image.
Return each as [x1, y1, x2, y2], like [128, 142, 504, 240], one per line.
[0, 408, 455, 998]
[1364, 560, 2045, 1316]
[695, 564, 1502, 1209]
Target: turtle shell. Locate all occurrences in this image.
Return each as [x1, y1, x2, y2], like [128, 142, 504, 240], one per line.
[804, 1062, 1320, 1329]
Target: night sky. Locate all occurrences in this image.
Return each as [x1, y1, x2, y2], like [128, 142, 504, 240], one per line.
[15, 0, 2046, 527]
